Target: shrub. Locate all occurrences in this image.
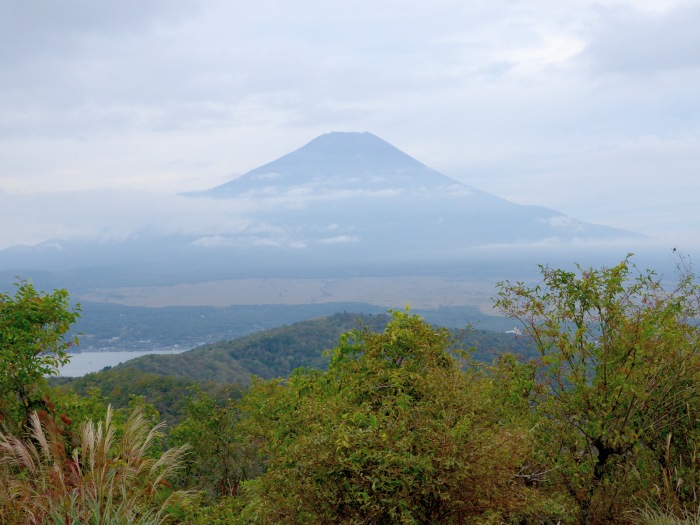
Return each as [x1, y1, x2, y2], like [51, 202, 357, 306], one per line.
[0, 406, 190, 524]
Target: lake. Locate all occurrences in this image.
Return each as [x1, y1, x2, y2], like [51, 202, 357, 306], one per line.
[58, 349, 188, 377]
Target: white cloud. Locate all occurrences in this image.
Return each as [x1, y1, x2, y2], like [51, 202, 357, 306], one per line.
[581, 2, 700, 74]
[536, 216, 585, 232]
[317, 235, 360, 245]
[0, 0, 697, 253]
[254, 172, 282, 181]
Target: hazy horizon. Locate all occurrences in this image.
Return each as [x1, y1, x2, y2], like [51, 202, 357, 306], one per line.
[1, 1, 698, 254]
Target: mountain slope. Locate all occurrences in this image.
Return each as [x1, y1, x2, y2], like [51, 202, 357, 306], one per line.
[0, 131, 645, 290]
[110, 312, 388, 384]
[69, 312, 535, 385]
[184, 132, 461, 197]
[182, 131, 643, 251]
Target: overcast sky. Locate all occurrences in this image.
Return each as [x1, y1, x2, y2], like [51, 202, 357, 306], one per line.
[0, 0, 698, 251]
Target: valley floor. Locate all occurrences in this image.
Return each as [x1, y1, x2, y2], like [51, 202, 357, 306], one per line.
[78, 275, 501, 311]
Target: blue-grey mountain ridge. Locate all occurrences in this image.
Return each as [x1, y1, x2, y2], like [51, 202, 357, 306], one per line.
[0, 131, 644, 291]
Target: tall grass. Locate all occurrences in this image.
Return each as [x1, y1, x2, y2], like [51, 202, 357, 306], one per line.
[636, 507, 700, 525]
[0, 406, 189, 524]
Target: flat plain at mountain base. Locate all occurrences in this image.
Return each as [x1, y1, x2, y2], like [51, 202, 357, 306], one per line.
[78, 276, 498, 311]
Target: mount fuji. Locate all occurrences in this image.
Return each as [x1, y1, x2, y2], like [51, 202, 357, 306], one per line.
[0, 132, 644, 290]
[182, 131, 641, 251]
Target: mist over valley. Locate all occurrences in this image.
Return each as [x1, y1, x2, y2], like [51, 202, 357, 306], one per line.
[0, 132, 680, 360]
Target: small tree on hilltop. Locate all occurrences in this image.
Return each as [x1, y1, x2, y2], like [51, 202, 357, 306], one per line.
[0, 280, 80, 432]
[237, 309, 567, 524]
[495, 255, 700, 523]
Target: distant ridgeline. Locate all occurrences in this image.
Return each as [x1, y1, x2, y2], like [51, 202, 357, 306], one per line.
[0, 131, 645, 291]
[53, 312, 535, 425]
[69, 302, 515, 353]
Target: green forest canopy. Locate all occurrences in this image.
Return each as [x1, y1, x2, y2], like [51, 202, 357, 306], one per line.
[3, 256, 700, 524]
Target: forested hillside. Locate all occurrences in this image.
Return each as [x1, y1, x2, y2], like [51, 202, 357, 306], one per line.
[60, 312, 535, 387]
[4, 257, 700, 524]
[53, 312, 535, 428]
[69, 300, 514, 352]
[70, 302, 389, 351]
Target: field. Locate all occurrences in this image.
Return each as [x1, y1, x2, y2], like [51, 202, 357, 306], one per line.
[78, 276, 501, 312]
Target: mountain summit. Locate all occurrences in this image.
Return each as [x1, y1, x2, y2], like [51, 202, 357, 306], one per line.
[183, 131, 643, 251]
[183, 131, 459, 198]
[0, 132, 646, 288]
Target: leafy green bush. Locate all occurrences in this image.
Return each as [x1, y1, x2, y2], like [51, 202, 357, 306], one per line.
[496, 255, 700, 523]
[170, 388, 260, 498]
[0, 280, 80, 432]
[234, 309, 567, 524]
